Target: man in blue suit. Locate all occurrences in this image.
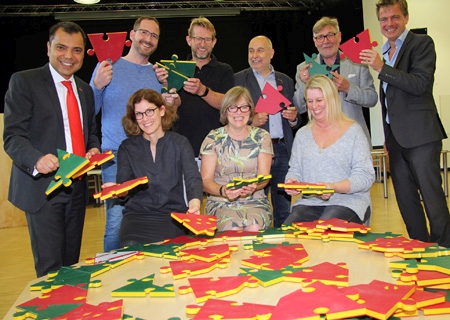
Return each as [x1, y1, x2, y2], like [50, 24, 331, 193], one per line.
[3, 21, 101, 277]
[362, 0, 450, 247]
[234, 36, 299, 228]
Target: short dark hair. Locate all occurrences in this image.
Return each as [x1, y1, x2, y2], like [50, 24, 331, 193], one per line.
[376, 0, 408, 19]
[49, 21, 87, 46]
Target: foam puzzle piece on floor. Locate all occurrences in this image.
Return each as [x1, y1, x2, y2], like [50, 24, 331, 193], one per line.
[178, 275, 258, 303]
[339, 29, 378, 64]
[359, 236, 436, 256]
[72, 150, 114, 179]
[160, 259, 229, 280]
[171, 212, 217, 236]
[179, 243, 238, 262]
[87, 32, 131, 63]
[162, 235, 211, 249]
[277, 181, 334, 195]
[157, 54, 196, 92]
[51, 299, 124, 320]
[390, 255, 450, 276]
[392, 269, 450, 287]
[85, 250, 144, 267]
[226, 174, 272, 189]
[30, 266, 100, 292]
[239, 267, 290, 287]
[283, 261, 349, 287]
[212, 230, 259, 242]
[254, 82, 292, 114]
[422, 289, 450, 316]
[45, 149, 89, 195]
[93, 176, 148, 201]
[353, 231, 403, 244]
[303, 52, 339, 78]
[399, 244, 450, 259]
[111, 273, 175, 298]
[270, 282, 365, 320]
[316, 218, 371, 234]
[15, 285, 87, 319]
[185, 298, 275, 319]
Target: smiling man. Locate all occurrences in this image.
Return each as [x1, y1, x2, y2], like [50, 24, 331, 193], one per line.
[89, 16, 178, 252]
[293, 16, 377, 146]
[361, 0, 450, 247]
[234, 35, 298, 228]
[173, 16, 234, 161]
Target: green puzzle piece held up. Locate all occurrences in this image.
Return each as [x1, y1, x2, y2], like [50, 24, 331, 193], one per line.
[157, 54, 196, 92]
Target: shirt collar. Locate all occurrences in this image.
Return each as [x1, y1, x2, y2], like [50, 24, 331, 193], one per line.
[48, 63, 74, 84]
[382, 29, 409, 55]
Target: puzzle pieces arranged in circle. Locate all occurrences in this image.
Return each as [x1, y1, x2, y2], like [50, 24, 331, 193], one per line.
[45, 149, 89, 195]
[93, 176, 148, 201]
[359, 236, 435, 257]
[340, 28, 378, 64]
[157, 54, 196, 92]
[303, 52, 339, 78]
[226, 174, 272, 189]
[87, 32, 131, 63]
[72, 150, 114, 179]
[111, 274, 174, 298]
[171, 212, 217, 236]
[178, 275, 258, 303]
[255, 82, 292, 114]
[284, 261, 349, 287]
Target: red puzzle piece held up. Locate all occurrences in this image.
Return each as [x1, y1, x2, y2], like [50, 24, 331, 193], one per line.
[340, 29, 378, 64]
[255, 83, 292, 115]
[171, 212, 217, 236]
[72, 150, 114, 179]
[87, 32, 131, 63]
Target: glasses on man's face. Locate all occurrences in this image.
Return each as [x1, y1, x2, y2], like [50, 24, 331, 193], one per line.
[227, 105, 250, 113]
[135, 29, 159, 40]
[191, 36, 214, 44]
[135, 107, 158, 120]
[313, 32, 337, 43]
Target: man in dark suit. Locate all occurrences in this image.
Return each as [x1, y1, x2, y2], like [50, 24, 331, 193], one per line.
[234, 35, 299, 228]
[3, 21, 101, 277]
[362, 0, 450, 247]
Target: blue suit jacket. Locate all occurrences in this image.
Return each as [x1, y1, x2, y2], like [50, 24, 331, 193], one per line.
[3, 63, 100, 213]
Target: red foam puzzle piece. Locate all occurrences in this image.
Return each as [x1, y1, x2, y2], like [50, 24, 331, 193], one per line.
[171, 212, 217, 236]
[72, 150, 114, 178]
[255, 83, 292, 115]
[87, 32, 131, 63]
[339, 28, 378, 63]
[186, 298, 274, 319]
[93, 176, 148, 201]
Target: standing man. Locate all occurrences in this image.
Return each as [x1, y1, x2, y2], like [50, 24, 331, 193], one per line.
[294, 16, 378, 145]
[90, 16, 178, 251]
[234, 35, 298, 228]
[3, 21, 101, 277]
[362, 0, 450, 247]
[174, 16, 234, 160]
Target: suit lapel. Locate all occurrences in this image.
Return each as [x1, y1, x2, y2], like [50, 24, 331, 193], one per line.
[43, 65, 65, 134]
[393, 31, 413, 69]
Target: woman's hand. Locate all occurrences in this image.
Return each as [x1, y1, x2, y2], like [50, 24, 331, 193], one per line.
[284, 178, 302, 196]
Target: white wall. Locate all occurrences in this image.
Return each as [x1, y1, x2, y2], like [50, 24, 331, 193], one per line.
[362, 0, 450, 148]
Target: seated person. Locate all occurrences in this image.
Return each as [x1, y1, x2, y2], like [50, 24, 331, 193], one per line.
[103, 89, 203, 247]
[200, 86, 273, 232]
[283, 75, 374, 225]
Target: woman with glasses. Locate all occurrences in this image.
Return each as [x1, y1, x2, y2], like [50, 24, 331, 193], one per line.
[102, 88, 203, 246]
[200, 86, 273, 231]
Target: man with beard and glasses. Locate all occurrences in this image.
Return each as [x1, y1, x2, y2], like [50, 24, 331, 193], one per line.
[173, 16, 234, 165]
[89, 16, 179, 252]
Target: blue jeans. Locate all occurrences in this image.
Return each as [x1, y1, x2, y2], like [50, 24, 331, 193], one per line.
[102, 150, 123, 251]
[268, 142, 292, 228]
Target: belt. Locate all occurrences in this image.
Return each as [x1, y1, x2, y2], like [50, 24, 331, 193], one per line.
[271, 138, 284, 144]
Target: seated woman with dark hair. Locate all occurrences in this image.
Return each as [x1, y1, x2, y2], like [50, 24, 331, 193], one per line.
[103, 88, 203, 247]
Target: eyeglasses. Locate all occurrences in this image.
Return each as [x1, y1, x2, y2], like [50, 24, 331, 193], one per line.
[313, 32, 337, 43]
[135, 107, 158, 120]
[135, 29, 159, 40]
[227, 105, 250, 113]
[191, 36, 214, 44]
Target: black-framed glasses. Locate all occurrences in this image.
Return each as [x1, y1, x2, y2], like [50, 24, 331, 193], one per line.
[227, 105, 250, 113]
[313, 32, 337, 43]
[191, 36, 214, 44]
[135, 29, 159, 40]
[135, 107, 158, 120]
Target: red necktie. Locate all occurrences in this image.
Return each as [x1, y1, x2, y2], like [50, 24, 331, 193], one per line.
[62, 80, 85, 157]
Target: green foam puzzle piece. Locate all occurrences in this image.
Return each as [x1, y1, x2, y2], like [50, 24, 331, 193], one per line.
[111, 273, 175, 297]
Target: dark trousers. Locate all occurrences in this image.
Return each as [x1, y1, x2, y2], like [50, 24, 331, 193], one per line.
[386, 129, 450, 247]
[26, 178, 88, 277]
[267, 141, 292, 228]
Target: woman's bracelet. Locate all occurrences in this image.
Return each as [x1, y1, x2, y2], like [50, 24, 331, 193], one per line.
[219, 185, 224, 197]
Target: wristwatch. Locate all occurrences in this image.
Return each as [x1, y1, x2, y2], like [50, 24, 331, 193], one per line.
[199, 86, 209, 97]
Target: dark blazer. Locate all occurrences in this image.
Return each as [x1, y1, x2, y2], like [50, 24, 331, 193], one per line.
[3, 63, 100, 213]
[234, 68, 295, 157]
[379, 31, 446, 148]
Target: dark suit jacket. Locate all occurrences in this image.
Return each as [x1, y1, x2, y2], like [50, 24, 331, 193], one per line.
[3, 63, 100, 213]
[234, 68, 295, 158]
[379, 31, 446, 149]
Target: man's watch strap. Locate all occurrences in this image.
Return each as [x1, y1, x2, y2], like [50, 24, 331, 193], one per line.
[199, 86, 209, 97]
